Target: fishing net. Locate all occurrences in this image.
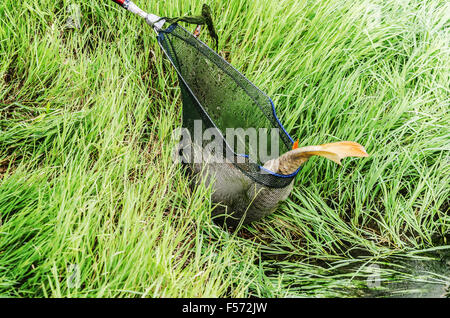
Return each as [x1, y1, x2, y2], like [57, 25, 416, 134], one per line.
[157, 23, 300, 188]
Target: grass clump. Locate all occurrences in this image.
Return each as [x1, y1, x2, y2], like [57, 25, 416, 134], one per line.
[0, 0, 448, 297]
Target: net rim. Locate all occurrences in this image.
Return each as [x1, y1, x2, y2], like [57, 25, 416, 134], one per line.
[157, 23, 301, 179]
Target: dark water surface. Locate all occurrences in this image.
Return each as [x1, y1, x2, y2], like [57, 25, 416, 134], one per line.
[265, 246, 449, 298]
[355, 248, 449, 298]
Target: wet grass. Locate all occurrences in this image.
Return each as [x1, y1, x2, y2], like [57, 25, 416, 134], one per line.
[0, 0, 448, 297]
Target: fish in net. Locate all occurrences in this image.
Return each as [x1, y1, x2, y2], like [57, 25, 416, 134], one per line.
[112, 1, 369, 227]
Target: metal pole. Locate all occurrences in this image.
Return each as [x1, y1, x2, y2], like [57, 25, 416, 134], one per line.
[111, 0, 165, 31]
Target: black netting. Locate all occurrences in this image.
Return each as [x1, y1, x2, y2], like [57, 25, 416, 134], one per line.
[157, 24, 299, 188]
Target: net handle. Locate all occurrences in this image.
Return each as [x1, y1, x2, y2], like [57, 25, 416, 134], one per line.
[110, 0, 165, 31]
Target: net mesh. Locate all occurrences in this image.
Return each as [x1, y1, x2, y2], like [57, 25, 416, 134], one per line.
[157, 24, 299, 188]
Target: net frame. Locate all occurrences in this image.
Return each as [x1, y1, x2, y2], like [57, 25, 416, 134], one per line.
[157, 23, 301, 188]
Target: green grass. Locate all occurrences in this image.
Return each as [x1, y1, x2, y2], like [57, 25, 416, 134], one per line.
[0, 0, 449, 297]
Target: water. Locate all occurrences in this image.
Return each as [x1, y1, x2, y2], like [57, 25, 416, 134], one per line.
[353, 248, 450, 298]
[262, 246, 450, 298]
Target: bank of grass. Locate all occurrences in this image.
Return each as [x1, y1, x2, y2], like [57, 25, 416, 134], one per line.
[0, 0, 448, 297]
